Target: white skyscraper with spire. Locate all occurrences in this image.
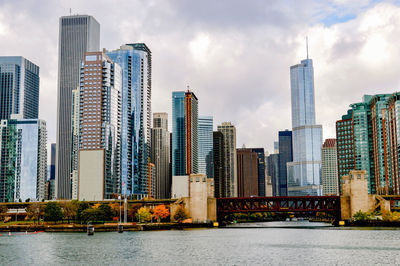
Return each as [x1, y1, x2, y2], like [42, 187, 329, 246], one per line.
[287, 41, 323, 196]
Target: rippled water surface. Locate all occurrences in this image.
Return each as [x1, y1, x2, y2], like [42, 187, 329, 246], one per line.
[1, 221, 400, 265]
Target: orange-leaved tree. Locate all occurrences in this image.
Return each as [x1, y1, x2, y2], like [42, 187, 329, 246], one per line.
[153, 205, 170, 222]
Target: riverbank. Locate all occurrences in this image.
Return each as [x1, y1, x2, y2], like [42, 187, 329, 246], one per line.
[0, 222, 214, 232]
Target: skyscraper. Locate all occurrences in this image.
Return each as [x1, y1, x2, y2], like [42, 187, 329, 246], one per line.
[278, 130, 292, 196]
[185, 91, 198, 175]
[267, 153, 280, 196]
[336, 94, 400, 195]
[0, 117, 47, 202]
[217, 122, 237, 197]
[213, 131, 225, 197]
[322, 139, 338, 195]
[151, 112, 171, 199]
[172, 91, 198, 176]
[107, 43, 152, 198]
[287, 58, 323, 196]
[251, 148, 266, 196]
[336, 109, 354, 194]
[237, 148, 258, 197]
[198, 116, 213, 178]
[56, 15, 100, 199]
[0, 56, 40, 120]
[77, 52, 121, 201]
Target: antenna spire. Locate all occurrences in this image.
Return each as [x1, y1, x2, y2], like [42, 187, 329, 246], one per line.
[69, 8, 72, 15]
[306, 36, 309, 59]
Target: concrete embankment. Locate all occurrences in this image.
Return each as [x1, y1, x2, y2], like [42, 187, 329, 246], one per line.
[0, 222, 214, 232]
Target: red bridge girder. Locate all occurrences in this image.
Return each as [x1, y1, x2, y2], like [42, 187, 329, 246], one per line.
[216, 196, 341, 218]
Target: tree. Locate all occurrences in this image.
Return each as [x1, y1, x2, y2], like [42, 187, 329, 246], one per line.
[25, 203, 44, 223]
[0, 205, 8, 222]
[353, 210, 368, 222]
[173, 205, 188, 223]
[62, 200, 79, 223]
[109, 202, 123, 218]
[77, 201, 90, 222]
[81, 208, 101, 223]
[98, 204, 114, 221]
[136, 207, 152, 223]
[44, 202, 63, 223]
[128, 204, 141, 222]
[153, 205, 170, 222]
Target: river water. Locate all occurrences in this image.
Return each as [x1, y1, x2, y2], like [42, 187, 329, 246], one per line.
[1, 221, 400, 265]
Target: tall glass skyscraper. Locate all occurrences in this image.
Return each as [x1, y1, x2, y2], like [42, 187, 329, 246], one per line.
[0, 118, 47, 202]
[172, 91, 198, 176]
[107, 43, 152, 198]
[198, 116, 213, 178]
[0, 56, 40, 120]
[55, 15, 100, 200]
[287, 58, 323, 196]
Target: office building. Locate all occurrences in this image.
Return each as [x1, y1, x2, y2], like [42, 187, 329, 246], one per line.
[336, 109, 354, 195]
[107, 43, 152, 198]
[55, 15, 100, 199]
[0, 117, 47, 202]
[237, 148, 258, 197]
[267, 153, 279, 196]
[70, 88, 80, 199]
[198, 116, 213, 178]
[251, 148, 266, 196]
[322, 139, 338, 195]
[48, 143, 56, 200]
[0, 56, 40, 120]
[278, 130, 292, 196]
[151, 112, 171, 199]
[337, 93, 400, 195]
[287, 57, 323, 196]
[77, 52, 121, 201]
[213, 131, 225, 197]
[172, 91, 198, 176]
[217, 122, 237, 197]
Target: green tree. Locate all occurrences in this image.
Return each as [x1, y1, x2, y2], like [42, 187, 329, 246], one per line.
[136, 207, 152, 223]
[44, 202, 63, 223]
[173, 205, 188, 222]
[81, 208, 101, 223]
[98, 204, 114, 221]
[353, 210, 368, 222]
[77, 201, 90, 222]
[25, 203, 44, 224]
[62, 200, 79, 223]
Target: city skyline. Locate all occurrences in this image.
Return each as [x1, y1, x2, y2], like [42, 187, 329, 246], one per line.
[3, 1, 400, 155]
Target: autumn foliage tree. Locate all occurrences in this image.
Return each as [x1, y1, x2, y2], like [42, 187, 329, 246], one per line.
[173, 205, 188, 222]
[153, 205, 170, 222]
[62, 200, 79, 223]
[136, 207, 152, 223]
[25, 203, 44, 223]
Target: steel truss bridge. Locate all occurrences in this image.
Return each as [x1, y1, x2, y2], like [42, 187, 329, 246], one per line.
[216, 196, 341, 222]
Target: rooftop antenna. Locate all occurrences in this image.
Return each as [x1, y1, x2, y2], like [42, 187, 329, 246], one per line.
[187, 85, 190, 92]
[306, 36, 309, 59]
[69, 8, 72, 15]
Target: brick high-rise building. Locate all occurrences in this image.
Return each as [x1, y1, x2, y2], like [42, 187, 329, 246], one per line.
[237, 148, 258, 197]
[77, 51, 121, 201]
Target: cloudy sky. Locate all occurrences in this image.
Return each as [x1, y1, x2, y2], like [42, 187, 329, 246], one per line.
[1, 0, 400, 154]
